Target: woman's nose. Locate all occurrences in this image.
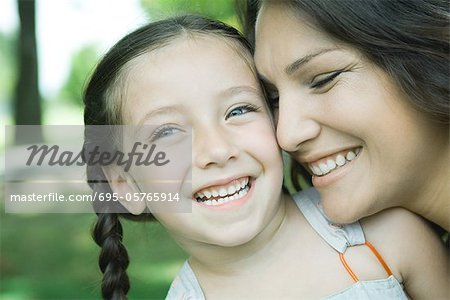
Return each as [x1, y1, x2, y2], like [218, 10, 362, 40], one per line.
[276, 94, 321, 152]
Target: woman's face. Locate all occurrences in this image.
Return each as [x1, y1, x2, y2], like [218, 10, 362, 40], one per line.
[254, 3, 448, 223]
[119, 36, 284, 247]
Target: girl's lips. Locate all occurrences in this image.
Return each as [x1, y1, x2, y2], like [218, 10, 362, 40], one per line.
[193, 176, 250, 201]
[194, 178, 255, 211]
[311, 148, 362, 188]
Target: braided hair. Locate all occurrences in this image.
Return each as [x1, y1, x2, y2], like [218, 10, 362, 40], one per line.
[82, 15, 254, 299]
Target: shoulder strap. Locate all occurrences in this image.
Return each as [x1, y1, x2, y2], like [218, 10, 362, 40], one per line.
[339, 241, 394, 282]
[292, 188, 365, 253]
[166, 261, 205, 300]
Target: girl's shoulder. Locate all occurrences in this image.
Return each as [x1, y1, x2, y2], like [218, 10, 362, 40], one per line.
[361, 207, 439, 252]
[360, 207, 449, 299]
[291, 188, 366, 253]
[165, 261, 205, 300]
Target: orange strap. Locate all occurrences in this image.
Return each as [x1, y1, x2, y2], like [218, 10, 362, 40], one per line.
[364, 241, 393, 276]
[339, 240, 393, 282]
[339, 252, 359, 282]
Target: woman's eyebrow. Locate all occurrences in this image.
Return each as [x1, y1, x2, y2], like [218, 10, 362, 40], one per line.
[285, 48, 338, 75]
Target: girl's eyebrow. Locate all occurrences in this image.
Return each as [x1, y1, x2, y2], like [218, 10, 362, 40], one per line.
[220, 85, 263, 99]
[136, 86, 261, 125]
[137, 106, 182, 126]
[285, 48, 338, 76]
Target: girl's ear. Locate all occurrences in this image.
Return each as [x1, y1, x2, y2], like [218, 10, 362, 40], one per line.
[102, 166, 147, 215]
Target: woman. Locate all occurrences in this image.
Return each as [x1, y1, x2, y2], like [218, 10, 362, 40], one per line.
[245, 0, 449, 230]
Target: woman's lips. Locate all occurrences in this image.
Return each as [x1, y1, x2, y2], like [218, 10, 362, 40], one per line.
[307, 147, 362, 177]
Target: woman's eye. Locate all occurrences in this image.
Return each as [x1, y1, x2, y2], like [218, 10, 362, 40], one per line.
[311, 71, 343, 89]
[150, 125, 181, 142]
[225, 105, 258, 120]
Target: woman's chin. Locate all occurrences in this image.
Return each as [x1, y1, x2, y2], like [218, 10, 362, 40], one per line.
[320, 193, 365, 225]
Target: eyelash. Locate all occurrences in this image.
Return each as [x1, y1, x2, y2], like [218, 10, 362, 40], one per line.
[310, 71, 343, 89]
[225, 104, 260, 120]
[149, 125, 181, 142]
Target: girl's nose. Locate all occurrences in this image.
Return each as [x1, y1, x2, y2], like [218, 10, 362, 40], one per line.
[194, 126, 239, 169]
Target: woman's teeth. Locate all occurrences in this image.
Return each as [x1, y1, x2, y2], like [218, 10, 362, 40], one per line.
[194, 177, 250, 206]
[309, 148, 361, 176]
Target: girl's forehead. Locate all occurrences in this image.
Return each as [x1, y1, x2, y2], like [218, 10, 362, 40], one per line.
[119, 34, 259, 124]
[125, 33, 255, 81]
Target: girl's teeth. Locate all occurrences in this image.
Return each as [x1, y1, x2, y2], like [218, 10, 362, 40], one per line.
[309, 148, 361, 177]
[227, 185, 236, 194]
[200, 186, 249, 206]
[219, 188, 227, 197]
[195, 177, 251, 203]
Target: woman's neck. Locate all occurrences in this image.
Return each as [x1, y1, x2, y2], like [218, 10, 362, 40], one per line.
[408, 145, 449, 231]
[184, 193, 294, 275]
[416, 168, 449, 231]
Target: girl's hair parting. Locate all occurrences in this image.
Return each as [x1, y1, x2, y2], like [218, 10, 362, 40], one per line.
[82, 14, 253, 299]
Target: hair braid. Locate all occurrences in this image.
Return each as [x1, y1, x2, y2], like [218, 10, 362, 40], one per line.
[93, 213, 130, 300]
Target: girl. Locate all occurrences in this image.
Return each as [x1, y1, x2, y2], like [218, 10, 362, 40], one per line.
[250, 0, 450, 231]
[83, 15, 448, 299]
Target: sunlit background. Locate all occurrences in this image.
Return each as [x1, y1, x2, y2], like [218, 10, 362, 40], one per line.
[0, 1, 241, 299]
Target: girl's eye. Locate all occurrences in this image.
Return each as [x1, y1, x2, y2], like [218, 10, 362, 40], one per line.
[225, 104, 259, 120]
[311, 71, 343, 89]
[149, 125, 181, 142]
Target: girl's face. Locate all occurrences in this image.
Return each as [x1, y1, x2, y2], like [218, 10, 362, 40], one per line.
[121, 36, 283, 247]
[254, 3, 448, 223]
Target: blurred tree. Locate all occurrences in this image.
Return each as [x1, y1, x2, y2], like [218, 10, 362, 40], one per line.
[14, 0, 43, 144]
[0, 32, 17, 104]
[140, 0, 241, 28]
[59, 45, 99, 106]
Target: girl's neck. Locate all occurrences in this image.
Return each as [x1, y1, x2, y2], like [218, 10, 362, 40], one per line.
[186, 193, 295, 275]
